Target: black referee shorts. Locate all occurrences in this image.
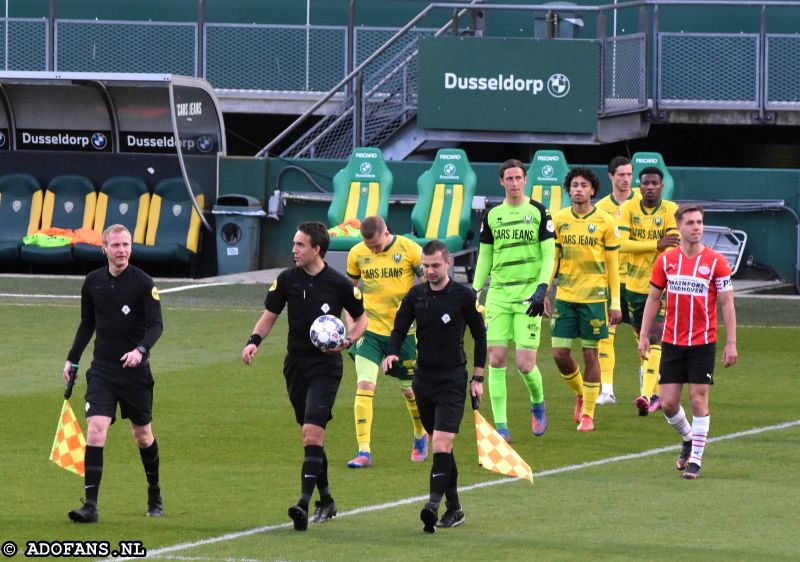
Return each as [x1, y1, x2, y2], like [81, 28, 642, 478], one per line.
[413, 365, 468, 435]
[84, 363, 155, 426]
[660, 342, 717, 385]
[283, 353, 343, 428]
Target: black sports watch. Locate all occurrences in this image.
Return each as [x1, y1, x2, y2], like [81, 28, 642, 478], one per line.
[136, 345, 149, 358]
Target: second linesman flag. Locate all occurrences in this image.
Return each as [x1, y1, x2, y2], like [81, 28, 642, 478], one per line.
[50, 364, 85, 477]
[50, 400, 86, 476]
[473, 409, 533, 483]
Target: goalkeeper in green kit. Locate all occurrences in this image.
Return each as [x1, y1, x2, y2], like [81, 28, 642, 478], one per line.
[472, 159, 556, 441]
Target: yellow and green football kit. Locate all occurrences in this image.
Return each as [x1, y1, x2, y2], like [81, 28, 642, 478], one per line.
[346, 234, 426, 456]
[551, 206, 621, 421]
[618, 198, 678, 401]
[594, 190, 639, 393]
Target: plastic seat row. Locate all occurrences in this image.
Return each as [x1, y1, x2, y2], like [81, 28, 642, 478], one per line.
[326, 147, 477, 254]
[0, 174, 204, 267]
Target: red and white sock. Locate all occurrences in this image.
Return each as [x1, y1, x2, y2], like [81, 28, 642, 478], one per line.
[665, 406, 692, 442]
[689, 415, 710, 466]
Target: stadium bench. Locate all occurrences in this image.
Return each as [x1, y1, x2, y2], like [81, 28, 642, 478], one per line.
[327, 147, 393, 252]
[20, 175, 96, 266]
[525, 149, 572, 214]
[74, 176, 151, 263]
[132, 177, 204, 267]
[0, 174, 43, 262]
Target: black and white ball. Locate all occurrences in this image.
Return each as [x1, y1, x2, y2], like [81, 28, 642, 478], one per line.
[309, 314, 346, 350]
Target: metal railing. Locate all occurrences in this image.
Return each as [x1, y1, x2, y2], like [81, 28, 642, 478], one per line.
[263, 1, 651, 159]
[2, 1, 800, 155]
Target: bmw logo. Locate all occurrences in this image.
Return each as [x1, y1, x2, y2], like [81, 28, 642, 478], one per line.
[542, 165, 554, 177]
[91, 133, 108, 150]
[547, 74, 570, 98]
[359, 162, 373, 174]
[197, 135, 213, 153]
[0, 131, 6, 148]
[443, 163, 456, 176]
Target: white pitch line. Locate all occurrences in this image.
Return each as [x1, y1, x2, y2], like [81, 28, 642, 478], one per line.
[0, 282, 231, 300]
[0, 293, 79, 299]
[158, 282, 231, 294]
[161, 556, 261, 562]
[108, 419, 800, 562]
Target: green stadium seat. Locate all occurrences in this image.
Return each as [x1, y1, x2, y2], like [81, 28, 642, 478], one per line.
[327, 147, 393, 252]
[525, 149, 571, 214]
[20, 175, 96, 265]
[631, 152, 675, 201]
[74, 176, 151, 263]
[132, 177, 204, 265]
[0, 174, 43, 262]
[405, 148, 477, 253]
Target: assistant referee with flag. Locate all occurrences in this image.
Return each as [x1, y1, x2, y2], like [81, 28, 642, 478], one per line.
[382, 240, 486, 533]
[63, 224, 164, 523]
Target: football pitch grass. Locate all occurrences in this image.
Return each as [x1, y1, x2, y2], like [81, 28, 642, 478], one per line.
[1, 278, 799, 561]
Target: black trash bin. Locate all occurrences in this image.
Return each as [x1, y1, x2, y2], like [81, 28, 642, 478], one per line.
[212, 194, 265, 275]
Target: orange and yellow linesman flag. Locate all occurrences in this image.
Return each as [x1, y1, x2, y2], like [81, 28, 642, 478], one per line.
[474, 409, 533, 483]
[50, 365, 85, 476]
[50, 400, 86, 476]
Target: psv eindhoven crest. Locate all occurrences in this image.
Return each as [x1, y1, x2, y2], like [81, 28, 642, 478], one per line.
[118, 203, 129, 215]
[64, 201, 74, 213]
[172, 204, 182, 217]
[12, 199, 22, 212]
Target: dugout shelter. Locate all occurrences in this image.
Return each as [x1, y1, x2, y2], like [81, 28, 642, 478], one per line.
[0, 72, 225, 275]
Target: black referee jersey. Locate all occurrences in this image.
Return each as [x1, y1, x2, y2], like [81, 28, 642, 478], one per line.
[265, 263, 364, 356]
[387, 279, 486, 372]
[68, 264, 163, 368]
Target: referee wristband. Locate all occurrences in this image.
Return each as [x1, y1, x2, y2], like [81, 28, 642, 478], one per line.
[247, 334, 262, 347]
[471, 375, 485, 383]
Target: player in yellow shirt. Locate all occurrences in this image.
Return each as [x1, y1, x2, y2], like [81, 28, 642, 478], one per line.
[345, 216, 428, 468]
[618, 167, 679, 416]
[594, 156, 639, 405]
[547, 167, 621, 431]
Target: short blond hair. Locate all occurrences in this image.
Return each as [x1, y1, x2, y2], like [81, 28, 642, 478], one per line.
[102, 224, 131, 245]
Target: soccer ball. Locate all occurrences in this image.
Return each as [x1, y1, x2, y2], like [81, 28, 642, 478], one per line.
[309, 314, 346, 350]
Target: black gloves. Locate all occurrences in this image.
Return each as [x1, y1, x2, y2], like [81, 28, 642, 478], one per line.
[525, 283, 549, 317]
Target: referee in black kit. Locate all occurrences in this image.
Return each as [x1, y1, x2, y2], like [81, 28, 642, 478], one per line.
[242, 221, 367, 531]
[64, 224, 164, 523]
[382, 240, 486, 533]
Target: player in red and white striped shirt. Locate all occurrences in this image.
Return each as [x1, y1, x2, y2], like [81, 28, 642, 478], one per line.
[638, 204, 737, 479]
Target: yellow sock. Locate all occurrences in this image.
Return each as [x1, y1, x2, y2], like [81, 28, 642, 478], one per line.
[354, 389, 374, 453]
[582, 382, 601, 419]
[404, 394, 426, 439]
[642, 344, 661, 398]
[561, 367, 584, 396]
[598, 327, 616, 387]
